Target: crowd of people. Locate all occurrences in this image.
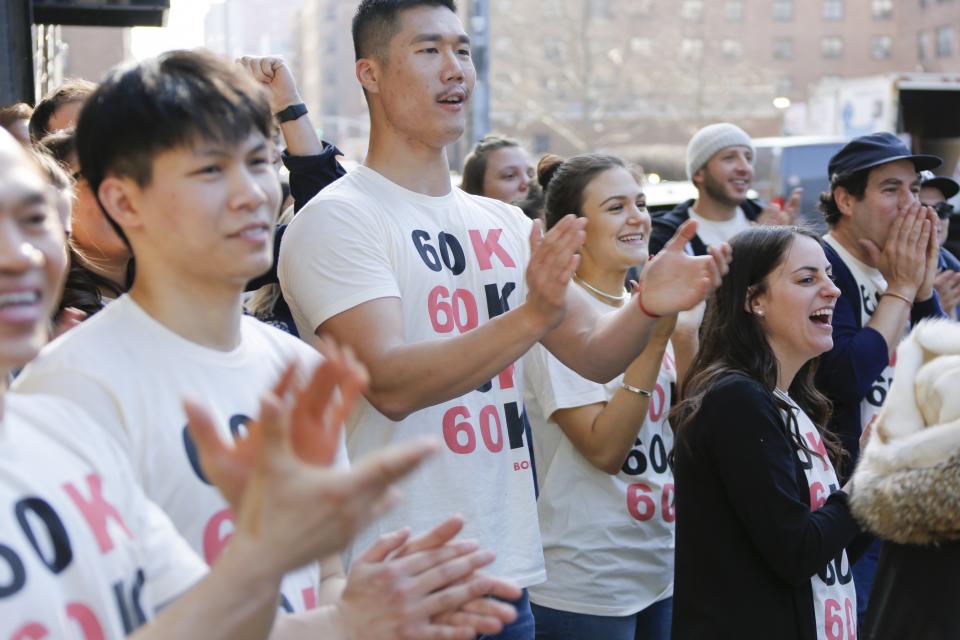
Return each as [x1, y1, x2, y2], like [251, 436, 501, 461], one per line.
[0, 0, 958, 638]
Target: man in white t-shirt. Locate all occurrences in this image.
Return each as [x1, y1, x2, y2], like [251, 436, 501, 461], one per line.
[649, 122, 801, 256]
[13, 50, 519, 639]
[278, 2, 730, 637]
[0, 126, 469, 639]
[815, 131, 945, 627]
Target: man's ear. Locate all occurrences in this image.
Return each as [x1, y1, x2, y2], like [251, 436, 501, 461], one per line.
[97, 176, 144, 234]
[691, 167, 704, 189]
[834, 186, 856, 218]
[356, 57, 381, 95]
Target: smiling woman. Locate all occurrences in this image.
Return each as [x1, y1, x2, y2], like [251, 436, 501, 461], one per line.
[670, 225, 869, 640]
[522, 152, 679, 640]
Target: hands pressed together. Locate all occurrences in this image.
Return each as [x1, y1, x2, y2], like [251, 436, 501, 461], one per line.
[859, 202, 940, 303]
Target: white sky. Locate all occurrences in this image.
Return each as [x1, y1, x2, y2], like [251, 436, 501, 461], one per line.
[130, 0, 215, 60]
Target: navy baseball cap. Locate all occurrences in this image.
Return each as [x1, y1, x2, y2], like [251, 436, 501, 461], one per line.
[920, 171, 960, 200]
[828, 132, 941, 181]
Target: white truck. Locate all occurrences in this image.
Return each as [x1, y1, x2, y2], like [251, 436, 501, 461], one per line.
[789, 72, 960, 179]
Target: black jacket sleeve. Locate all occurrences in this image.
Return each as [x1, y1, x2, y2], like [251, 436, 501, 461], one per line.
[698, 376, 862, 586]
[281, 143, 347, 213]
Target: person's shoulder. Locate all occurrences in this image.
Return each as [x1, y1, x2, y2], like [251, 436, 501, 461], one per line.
[742, 198, 763, 220]
[652, 199, 694, 227]
[291, 170, 377, 219]
[22, 297, 133, 372]
[5, 393, 124, 462]
[242, 315, 321, 362]
[700, 373, 773, 411]
[455, 190, 533, 226]
[941, 246, 960, 271]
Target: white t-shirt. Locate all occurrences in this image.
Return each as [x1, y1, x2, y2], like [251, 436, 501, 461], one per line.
[279, 165, 544, 586]
[823, 234, 899, 431]
[775, 389, 857, 640]
[0, 394, 207, 637]
[524, 291, 676, 616]
[688, 206, 752, 248]
[13, 296, 343, 613]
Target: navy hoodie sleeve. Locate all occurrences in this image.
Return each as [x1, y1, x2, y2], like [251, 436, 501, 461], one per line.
[698, 377, 861, 586]
[817, 248, 889, 406]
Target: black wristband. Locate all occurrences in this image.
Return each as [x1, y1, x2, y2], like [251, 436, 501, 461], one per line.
[275, 103, 308, 124]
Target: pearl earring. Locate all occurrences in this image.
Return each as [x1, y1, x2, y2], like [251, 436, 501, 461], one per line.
[755, 308, 765, 317]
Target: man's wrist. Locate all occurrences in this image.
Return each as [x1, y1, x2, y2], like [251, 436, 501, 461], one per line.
[272, 93, 304, 114]
[330, 600, 360, 640]
[275, 102, 308, 124]
[884, 285, 918, 303]
[516, 302, 560, 340]
[214, 535, 284, 609]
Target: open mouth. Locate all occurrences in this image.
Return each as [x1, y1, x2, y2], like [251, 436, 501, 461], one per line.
[809, 308, 833, 327]
[0, 290, 40, 310]
[229, 223, 270, 240]
[437, 88, 467, 107]
[618, 232, 645, 245]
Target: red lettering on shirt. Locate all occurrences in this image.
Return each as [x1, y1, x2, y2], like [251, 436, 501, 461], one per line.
[468, 229, 515, 271]
[301, 587, 318, 611]
[810, 481, 828, 511]
[11, 604, 105, 640]
[62, 475, 132, 554]
[10, 623, 47, 639]
[497, 363, 516, 390]
[803, 431, 831, 472]
[203, 508, 235, 564]
[65, 603, 105, 640]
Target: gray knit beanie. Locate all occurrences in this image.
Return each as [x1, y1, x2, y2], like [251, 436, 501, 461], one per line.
[686, 123, 754, 179]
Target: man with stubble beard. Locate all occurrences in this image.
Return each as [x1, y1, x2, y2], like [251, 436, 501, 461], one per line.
[650, 123, 800, 256]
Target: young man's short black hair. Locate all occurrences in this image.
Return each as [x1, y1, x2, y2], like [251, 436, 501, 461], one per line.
[819, 168, 870, 227]
[76, 49, 272, 198]
[352, 0, 457, 61]
[75, 49, 272, 254]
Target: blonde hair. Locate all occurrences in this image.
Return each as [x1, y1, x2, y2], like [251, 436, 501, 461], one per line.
[245, 204, 295, 318]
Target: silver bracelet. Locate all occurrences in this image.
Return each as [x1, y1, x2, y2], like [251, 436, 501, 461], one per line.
[621, 382, 652, 397]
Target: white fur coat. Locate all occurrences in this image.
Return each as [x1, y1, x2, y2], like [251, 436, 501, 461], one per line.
[849, 318, 960, 545]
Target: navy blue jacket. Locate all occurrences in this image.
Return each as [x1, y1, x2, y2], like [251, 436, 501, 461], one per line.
[817, 242, 944, 477]
[649, 198, 763, 256]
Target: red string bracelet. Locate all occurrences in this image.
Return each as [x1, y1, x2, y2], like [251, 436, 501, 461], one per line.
[635, 281, 662, 319]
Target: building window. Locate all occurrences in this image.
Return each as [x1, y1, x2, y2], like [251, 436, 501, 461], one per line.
[937, 26, 955, 57]
[918, 30, 930, 61]
[773, 0, 794, 21]
[681, 0, 704, 21]
[721, 38, 744, 58]
[871, 0, 893, 19]
[871, 35, 893, 59]
[725, 0, 744, 21]
[773, 37, 794, 59]
[681, 38, 704, 60]
[821, 36, 844, 58]
[823, 0, 844, 20]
